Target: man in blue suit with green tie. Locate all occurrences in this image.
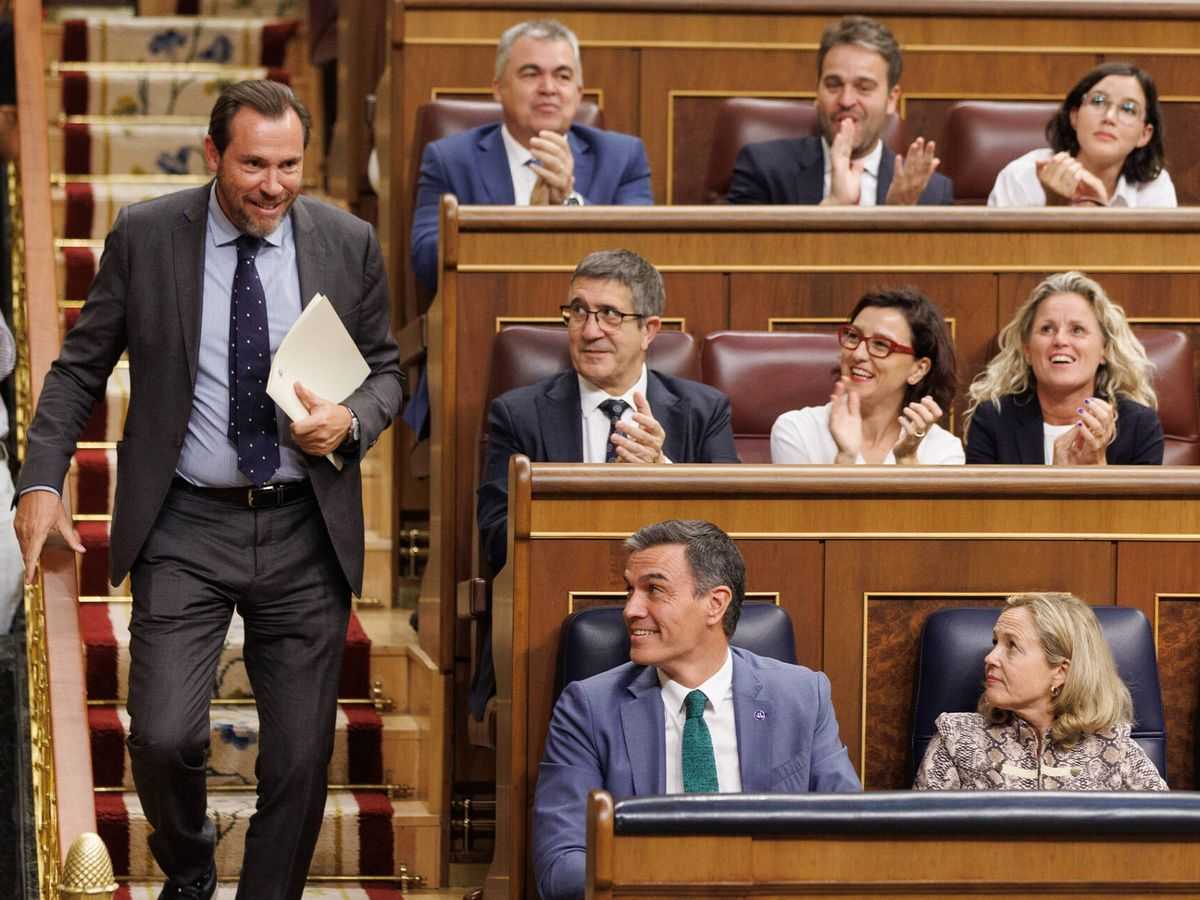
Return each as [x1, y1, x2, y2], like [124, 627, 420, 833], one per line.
[532, 520, 861, 900]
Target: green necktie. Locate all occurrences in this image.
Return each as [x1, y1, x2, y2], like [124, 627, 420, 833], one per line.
[682, 689, 719, 793]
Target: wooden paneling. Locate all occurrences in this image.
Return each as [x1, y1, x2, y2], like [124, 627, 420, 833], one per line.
[863, 594, 1009, 788]
[425, 207, 1200, 676]
[484, 462, 1200, 899]
[1116, 542, 1200, 788]
[391, 1, 1200, 229]
[589, 794, 1200, 898]
[387, 2, 1200, 307]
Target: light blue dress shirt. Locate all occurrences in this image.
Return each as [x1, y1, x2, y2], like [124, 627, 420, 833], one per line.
[175, 185, 306, 486]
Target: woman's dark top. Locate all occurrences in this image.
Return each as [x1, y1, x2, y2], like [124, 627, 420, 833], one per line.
[965, 391, 1163, 465]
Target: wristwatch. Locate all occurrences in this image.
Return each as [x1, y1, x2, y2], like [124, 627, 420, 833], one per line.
[562, 191, 584, 206]
[345, 407, 361, 444]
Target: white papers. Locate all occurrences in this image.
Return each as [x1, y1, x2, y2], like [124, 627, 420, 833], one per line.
[267, 293, 369, 470]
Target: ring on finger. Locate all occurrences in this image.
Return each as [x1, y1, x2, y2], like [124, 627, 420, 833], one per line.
[912, 428, 927, 438]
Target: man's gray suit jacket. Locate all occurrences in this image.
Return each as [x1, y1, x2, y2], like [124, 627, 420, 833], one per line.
[17, 183, 404, 594]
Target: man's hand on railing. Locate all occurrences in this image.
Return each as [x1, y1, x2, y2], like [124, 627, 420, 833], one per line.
[14, 489, 85, 584]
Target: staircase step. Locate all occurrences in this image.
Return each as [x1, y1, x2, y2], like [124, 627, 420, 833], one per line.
[53, 177, 205, 238]
[80, 601, 373, 701]
[88, 704, 417, 789]
[96, 790, 438, 878]
[52, 17, 298, 67]
[187, 0, 303, 17]
[56, 244, 99, 299]
[51, 120, 210, 176]
[52, 178, 331, 241]
[118, 885, 406, 899]
[70, 447, 117, 516]
[49, 64, 276, 118]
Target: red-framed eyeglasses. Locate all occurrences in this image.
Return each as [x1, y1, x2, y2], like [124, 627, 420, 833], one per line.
[836, 324, 915, 359]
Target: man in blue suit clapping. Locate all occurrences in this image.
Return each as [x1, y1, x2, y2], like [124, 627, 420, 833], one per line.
[410, 19, 653, 292]
[532, 519, 861, 900]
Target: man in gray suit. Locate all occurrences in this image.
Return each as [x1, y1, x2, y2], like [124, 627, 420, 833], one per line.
[14, 81, 403, 900]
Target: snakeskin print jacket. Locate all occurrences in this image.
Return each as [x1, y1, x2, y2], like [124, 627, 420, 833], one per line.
[913, 712, 1168, 791]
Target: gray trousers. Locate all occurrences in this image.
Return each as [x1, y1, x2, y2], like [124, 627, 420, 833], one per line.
[126, 483, 350, 900]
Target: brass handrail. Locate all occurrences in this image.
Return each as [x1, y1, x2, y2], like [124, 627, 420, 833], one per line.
[14, 0, 104, 893]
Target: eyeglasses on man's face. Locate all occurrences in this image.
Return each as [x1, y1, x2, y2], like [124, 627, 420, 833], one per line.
[561, 302, 645, 330]
[1082, 91, 1144, 125]
[837, 324, 915, 359]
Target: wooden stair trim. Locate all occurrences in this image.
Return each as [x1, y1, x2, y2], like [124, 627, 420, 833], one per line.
[16, 0, 98, 876]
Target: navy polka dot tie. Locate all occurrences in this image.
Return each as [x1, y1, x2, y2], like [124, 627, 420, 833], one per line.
[598, 398, 629, 463]
[228, 234, 280, 485]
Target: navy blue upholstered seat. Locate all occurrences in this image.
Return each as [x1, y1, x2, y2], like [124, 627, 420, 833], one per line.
[554, 602, 796, 698]
[910, 606, 1166, 781]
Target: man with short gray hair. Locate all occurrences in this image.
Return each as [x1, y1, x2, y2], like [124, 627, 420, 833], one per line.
[532, 519, 860, 900]
[411, 19, 653, 291]
[471, 252, 738, 718]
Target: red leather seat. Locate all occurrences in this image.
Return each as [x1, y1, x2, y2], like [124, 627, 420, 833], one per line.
[702, 98, 906, 204]
[485, 325, 698, 406]
[940, 101, 1057, 204]
[701, 330, 841, 463]
[1134, 327, 1200, 465]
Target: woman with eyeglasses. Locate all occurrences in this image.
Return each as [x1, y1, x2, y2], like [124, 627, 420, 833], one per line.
[964, 271, 1162, 465]
[988, 63, 1174, 208]
[770, 288, 963, 465]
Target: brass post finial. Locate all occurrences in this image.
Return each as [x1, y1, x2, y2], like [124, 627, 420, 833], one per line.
[59, 832, 118, 900]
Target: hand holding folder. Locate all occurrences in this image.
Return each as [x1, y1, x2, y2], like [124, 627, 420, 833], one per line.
[266, 293, 369, 470]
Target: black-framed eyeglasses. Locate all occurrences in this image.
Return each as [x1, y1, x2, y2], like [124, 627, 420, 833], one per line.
[561, 303, 646, 330]
[837, 324, 915, 359]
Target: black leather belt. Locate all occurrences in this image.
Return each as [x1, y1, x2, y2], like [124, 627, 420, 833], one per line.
[171, 476, 314, 509]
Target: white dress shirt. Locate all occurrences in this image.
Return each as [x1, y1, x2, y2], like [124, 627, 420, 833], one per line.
[577, 365, 649, 463]
[821, 137, 883, 206]
[500, 125, 539, 206]
[770, 403, 965, 464]
[988, 147, 1177, 208]
[1042, 422, 1075, 465]
[659, 649, 742, 793]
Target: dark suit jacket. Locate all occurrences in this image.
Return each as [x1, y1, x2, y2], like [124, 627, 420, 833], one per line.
[965, 391, 1163, 465]
[532, 646, 862, 900]
[476, 369, 739, 571]
[17, 184, 405, 592]
[726, 134, 954, 205]
[410, 122, 653, 291]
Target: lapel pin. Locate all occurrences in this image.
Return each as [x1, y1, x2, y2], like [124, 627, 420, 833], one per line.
[754, 709, 766, 720]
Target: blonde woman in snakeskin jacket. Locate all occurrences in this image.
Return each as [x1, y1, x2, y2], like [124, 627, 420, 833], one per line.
[914, 592, 1166, 792]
